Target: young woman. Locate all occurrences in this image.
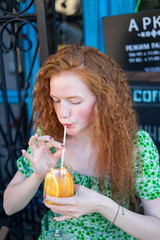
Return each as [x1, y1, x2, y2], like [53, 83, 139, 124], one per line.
[3, 45, 160, 239]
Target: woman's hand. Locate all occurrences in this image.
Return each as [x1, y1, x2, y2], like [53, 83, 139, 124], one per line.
[43, 184, 102, 221]
[22, 134, 64, 178]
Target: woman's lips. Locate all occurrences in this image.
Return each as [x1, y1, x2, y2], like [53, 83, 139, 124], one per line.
[62, 123, 73, 129]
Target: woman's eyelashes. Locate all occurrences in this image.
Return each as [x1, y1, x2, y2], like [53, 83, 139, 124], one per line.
[51, 97, 83, 105]
[52, 99, 60, 103]
[71, 100, 82, 105]
[50, 96, 60, 103]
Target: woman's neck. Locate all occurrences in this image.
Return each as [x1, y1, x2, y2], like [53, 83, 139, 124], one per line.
[66, 128, 91, 148]
[64, 129, 98, 177]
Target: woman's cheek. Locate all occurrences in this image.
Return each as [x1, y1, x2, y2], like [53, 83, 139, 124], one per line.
[76, 106, 95, 125]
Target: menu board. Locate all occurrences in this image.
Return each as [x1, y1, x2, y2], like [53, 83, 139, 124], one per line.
[130, 81, 160, 153]
[103, 9, 160, 72]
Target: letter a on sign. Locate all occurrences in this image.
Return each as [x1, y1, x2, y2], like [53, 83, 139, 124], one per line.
[128, 19, 139, 32]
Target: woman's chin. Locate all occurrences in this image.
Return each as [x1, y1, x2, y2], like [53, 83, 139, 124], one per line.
[66, 129, 77, 136]
[66, 127, 89, 136]
[66, 126, 81, 136]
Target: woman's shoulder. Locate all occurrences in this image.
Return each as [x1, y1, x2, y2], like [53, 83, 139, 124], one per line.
[17, 147, 34, 178]
[134, 129, 160, 199]
[134, 129, 159, 182]
[136, 129, 152, 139]
[135, 129, 159, 154]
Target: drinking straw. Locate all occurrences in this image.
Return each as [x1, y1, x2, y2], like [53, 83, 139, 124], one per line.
[60, 125, 67, 175]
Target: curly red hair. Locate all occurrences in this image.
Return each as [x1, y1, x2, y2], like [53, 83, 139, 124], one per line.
[33, 45, 139, 209]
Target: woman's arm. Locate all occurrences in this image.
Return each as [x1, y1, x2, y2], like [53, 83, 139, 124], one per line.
[3, 134, 64, 215]
[98, 195, 160, 240]
[3, 170, 43, 215]
[43, 185, 160, 240]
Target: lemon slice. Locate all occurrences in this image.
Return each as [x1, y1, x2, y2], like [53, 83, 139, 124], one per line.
[44, 172, 61, 197]
[59, 168, 74, 197]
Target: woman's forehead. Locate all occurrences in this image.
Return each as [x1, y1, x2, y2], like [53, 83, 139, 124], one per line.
[50, 72, 95, 98]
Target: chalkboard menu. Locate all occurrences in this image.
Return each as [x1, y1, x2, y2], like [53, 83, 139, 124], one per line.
[103, 9, 160, 72]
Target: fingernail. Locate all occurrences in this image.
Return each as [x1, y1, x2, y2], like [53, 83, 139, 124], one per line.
[61, 144, 65, 147]
[53, 218, 56, 221]
[49, 136, 53, 140]
[43, 194, 46, 199]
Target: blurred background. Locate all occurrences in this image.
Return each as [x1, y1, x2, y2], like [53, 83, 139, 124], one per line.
[0, 0, 160, 239]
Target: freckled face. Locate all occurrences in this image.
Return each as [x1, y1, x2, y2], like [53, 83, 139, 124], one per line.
[50, 72, 97, 135]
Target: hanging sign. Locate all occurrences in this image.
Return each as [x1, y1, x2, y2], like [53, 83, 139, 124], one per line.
[103, 9, 160, 72]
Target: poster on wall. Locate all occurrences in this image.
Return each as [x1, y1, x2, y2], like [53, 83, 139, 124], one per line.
[103, 9, 160, 72]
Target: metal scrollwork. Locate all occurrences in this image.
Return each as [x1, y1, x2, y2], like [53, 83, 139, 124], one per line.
[0, 0, 38, 173]
[0, 18, 38, 53]
[0, 1, 47, 239]
[0, 0, 35, 15]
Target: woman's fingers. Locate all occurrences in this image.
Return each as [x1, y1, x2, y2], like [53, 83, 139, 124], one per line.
[46, 148, 64, 168]
[51, 148, 64, 159]
[44, 195, 75, 206]
[37, 136, 63, 149]
[37, 136, 54, 147]
[23, 134, 65, 173]
[37, 135, 54, 142]
[21, 149, 33, 163]
[28, 134, 64, 152]
[43, 200, 75, 214]
[28, 134, 38, 153]
[73, 184, 80, 192]
[45, 141, 64, 151]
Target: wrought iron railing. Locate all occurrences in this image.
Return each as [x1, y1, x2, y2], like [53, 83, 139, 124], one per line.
[0, 0, 56, 239]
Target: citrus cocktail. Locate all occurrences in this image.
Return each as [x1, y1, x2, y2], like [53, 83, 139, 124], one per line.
[44, 166, 74, 203]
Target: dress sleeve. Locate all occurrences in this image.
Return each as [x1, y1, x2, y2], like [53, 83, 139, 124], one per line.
[17, 146, 34, 178]
[134, 130, 160, 200]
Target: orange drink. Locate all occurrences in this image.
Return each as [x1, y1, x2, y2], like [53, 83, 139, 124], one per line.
[44, 166, 74, 203]
[43, 128, 73, 239]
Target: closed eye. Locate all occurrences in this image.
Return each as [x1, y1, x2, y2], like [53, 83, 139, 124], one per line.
[50, 95, 83, 104]
[53, 100, 60, 103]
[71, 100, 82, 105]
[50, 96, 60, 103]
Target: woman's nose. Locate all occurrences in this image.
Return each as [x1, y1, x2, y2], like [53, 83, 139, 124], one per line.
[58, 102, 70, 118]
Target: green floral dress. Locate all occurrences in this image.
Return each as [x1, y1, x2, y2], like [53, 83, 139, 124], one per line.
[17, 130, 160, 239]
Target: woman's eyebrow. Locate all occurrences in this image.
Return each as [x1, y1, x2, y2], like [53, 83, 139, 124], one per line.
[68, 96, 82, 99]
[50, 94, 82, 99]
